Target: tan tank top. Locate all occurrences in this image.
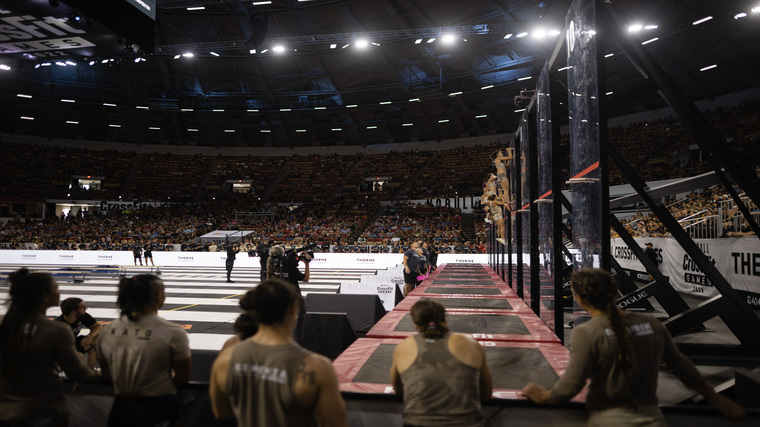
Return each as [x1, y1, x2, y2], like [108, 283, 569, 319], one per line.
[225, 339, 317, 427]
[400, 333, 484, 427]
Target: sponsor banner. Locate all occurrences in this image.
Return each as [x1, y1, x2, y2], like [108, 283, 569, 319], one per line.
[340, 282, 397, 312]
[437, 254, 489, 265]
[0, 251, 404, 269]
[611, 237, 760, 299]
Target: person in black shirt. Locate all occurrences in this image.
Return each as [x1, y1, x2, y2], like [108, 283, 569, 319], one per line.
[225, 241, 239, 283]
[55, 297, 102, 369]
[267, 245, 311, 342]
[144, 241, 154, 266]
[256, 240, 274, 282]
[402, 241, 421, 296]
[132, 242, 143, 266]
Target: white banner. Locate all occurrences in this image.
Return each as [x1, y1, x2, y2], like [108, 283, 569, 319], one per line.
[0, 250, 409, 270]
[339, 281, 398, 312]
[611, 237, 760, 299]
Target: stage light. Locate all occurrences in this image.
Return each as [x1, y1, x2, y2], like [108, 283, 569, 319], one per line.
[516, 32, 528, 38]
[441, 34, 455, 44]
[273, 45, 285, 53]
[109, 124, 121, 128]
[136, 106, 149, 110]
[20, 116, 34, 120]
[332, 128, 342, 131]
[103, 59, 111, 63]
[224, 129, 235, 133]
[476, 114, 487, 118]
[330, 44, 337, 49]
[402, 123, 413, 126]
[734, 12, 747, 19]
[409, 98, 420, 102]
[66, 120, 78, 124]
[296, 129, 307, 132]
[61, 99, 75, 103]
[103, 103, 116, 107]
[415, 39, 423, 44]
[315, 106, 326, 110]
[367, 125, 377, 129]
[532, 28, 547, 39]
[449, 91, 462, 96]
[752, 6, 760, 13]
[606, 91, 613, 95]
[280, 108, 291, 112]
[213, 109, 224, 112]
[261, 129, 271, 133]
[252, 1, 272, 4]
[187, 128, 198, 131]
[187, 7, 205, 11]
[503, 33, 513, 39]
[380, 101, 392, 105]
[438, 119, 449, 123]
[642, 37, 658, 45]
[693, 16, 713, 25]
[149, 127, 160, 130]
[17, 94, 32, 98]
[181, 108, 193, 112]
[355, 39, 369, 48]
[604, 53, 614, 58]
[628, 23, 643, 32]
[700, 64, 717, 71]
[210, 51, 220, 56]
[518, 76, 532, 81]
[481, 85, 493, 90]
[88, 60, 95, 65]
[426, 38, 435, 43]
[182, 52, 194, 57]
[346, 104, 357, 108]
[548, 29, 561, 36]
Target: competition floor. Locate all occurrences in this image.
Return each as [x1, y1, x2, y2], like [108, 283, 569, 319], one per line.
[0, 262, 571, 400]
[333, 263, 576, 401]
[0, 263, 372, 381]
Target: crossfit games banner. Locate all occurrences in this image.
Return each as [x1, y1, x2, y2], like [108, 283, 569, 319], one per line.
[612, 238, 760, 307]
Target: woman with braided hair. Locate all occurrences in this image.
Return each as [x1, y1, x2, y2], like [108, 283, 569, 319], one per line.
[522, 268, 745, 425]
[390, 299, 492, 427]
[0, 269, 97, 426]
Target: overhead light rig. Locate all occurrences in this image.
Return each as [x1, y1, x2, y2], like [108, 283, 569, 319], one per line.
[154, 24, 518, 56]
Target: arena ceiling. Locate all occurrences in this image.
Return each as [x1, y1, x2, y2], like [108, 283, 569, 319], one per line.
[1, 0, 759, 148]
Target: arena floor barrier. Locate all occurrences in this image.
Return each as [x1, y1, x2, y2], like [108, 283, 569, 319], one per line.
[333, 338, 574, 400]
[410, 284, 515, 298]
[366, 310, 561, 344]
[393, 294, 532, 315]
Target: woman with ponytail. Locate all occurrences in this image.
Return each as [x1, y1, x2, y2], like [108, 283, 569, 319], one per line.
[390, 298, 492, 427]
[98, 275, 192, 427]
[523, 268, 745, 425]
[0, 268, 97, 426]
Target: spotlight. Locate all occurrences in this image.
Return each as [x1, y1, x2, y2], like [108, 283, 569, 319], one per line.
[441, 34, 455, 44]
[355, 39, 369, 48]
[628, 23, 643, 32]
[272, 45, 285, 53]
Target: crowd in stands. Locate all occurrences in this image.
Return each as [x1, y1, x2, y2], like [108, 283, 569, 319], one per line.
[616, 185, 758, 239]
[1, 98, 758, 252]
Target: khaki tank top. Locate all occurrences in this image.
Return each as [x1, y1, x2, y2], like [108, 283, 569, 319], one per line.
[400, 333, 484, 427]
[225, 339, 317, 427]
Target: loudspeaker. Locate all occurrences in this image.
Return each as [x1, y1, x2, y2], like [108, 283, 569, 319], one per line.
[304, 294, 387, 337]
[301, 312, 356, 360]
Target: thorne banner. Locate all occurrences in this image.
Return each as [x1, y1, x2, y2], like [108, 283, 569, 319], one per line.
[0, 251, 488, 269]
[611, 237, 760, 307]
